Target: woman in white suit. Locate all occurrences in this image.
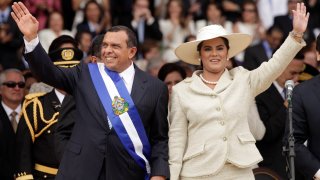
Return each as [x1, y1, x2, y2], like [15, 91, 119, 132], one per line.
[169, 3, 309, 180]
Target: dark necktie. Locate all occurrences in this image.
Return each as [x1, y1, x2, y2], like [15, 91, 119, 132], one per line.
[137, 19, 145, 43]
[10, 111, 18, 133]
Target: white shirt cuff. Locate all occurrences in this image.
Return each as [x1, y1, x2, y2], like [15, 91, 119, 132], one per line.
[146, 17, 154, 25]
[24, 36, 39, 53]
[314, 169, 320, 179]
[131, 20, 138, 29]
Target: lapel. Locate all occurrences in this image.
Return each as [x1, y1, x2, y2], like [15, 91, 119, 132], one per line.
[131, 65, 148, 105]
[311, 76, 320, 103]
[213, 69, 232, 93]
[0, 103, 15, 135]
[61, 94, 73, 107]
[189, 70, 232, 95]
[267, 84, 285, 105]
[258, 44, 269, 62]
[45, 90, 61, 113]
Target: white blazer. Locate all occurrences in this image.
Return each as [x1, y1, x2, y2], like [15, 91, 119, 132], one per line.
[169, 35, 305, 179]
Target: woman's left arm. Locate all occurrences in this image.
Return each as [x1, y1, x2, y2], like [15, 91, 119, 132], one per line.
[248, 3, 309, 96]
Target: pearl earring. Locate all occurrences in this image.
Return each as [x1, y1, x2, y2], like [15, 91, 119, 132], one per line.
[227, 58, 229, 61]
[198, 58, 201, 62]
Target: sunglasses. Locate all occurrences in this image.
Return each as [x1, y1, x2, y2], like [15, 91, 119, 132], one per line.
[2, 81, 26, 88]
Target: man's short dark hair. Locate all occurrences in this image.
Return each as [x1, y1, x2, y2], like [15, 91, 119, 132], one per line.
[88, 34, 105, 57]
[107, 26, 138, 48]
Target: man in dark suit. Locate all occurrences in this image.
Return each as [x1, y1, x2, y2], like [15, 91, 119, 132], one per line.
[55, 34, 104, 161]
[242, 25, 283, 70]
[15, 35, 82, 180]
[11, 2, 169, 180]
[292, 34, 320, 180]
[120, 0, 162, 49]
[255, 55, 304, 179]
[0, 68, 25, 180]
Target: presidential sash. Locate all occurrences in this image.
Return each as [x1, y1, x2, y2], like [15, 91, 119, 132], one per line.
[88, 63, 151, 179]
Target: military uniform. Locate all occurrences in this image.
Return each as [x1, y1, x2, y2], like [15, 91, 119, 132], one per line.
[15, 36, 82, 180]
[15, 91, 62, 180]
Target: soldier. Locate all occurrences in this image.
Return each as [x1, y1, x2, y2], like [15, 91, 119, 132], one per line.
[14, 35, 82, 180]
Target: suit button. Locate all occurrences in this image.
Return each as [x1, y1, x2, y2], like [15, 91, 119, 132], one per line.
[223, 137, 227, 141]
[220, 121, 225, 126]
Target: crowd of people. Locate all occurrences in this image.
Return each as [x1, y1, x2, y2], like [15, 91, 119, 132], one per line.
[0, 0, 320, 180]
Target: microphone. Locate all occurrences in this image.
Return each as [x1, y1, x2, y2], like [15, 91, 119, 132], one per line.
[285, 80, 294, 101]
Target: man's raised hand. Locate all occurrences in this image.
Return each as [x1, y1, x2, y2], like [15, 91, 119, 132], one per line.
[11, 2, 38, 42]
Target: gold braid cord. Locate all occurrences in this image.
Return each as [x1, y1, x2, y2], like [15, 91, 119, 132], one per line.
[22, 93, 59, 143]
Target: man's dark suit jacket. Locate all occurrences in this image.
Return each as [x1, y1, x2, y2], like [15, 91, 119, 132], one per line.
[119, 15, 163, 43]
[255, 84, 288, 179]
[243, 43, 269, 70]
[274, 15, 292, 39]
[25, 44, 169, 180]
[0, 103, 15, 180]
[76, 22, 106, 39]
[274, 14, 314, 44]
[54, 95, 77, 162]
[292, 75, 320, 179]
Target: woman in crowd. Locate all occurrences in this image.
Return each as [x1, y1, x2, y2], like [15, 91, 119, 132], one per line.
[158, 62, 186, 101]
[159, 0, 195, 63]
[38, 11, 73, 52]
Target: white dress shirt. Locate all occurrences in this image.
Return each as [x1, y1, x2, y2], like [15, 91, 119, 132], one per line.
[54, 89, 66, 104]
[1, 101, 21, 124]
[273, 81, 285, 100]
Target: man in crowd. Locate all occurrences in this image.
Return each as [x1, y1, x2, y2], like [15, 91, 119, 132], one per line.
[292, 33, 320, 180]
[255, 54, 304, 179]
[0, 68, 25, 180]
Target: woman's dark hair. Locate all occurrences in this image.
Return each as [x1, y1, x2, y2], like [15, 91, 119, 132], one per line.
[197, 37, 229, 52]
[158, 63, 187, 81]
[45, 11, 63, 29]
[164, 0, 186, 28]
[205, 0, 224, 20]
[82, 0, 104, 23]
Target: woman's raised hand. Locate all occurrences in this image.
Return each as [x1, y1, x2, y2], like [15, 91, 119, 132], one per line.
[292, 2, 309, 34]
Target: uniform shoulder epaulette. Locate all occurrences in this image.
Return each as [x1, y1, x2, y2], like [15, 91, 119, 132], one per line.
[25, 92, 47, 100]
[22, 92, 59, 143]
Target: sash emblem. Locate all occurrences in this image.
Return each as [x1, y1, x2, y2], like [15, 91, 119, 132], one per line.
[112, 96, 129, 115]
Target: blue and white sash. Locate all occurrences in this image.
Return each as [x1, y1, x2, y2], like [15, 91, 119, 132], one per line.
[88, 63, 151, 179]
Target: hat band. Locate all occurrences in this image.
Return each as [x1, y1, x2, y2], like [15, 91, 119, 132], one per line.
[53, 61, 80, 65]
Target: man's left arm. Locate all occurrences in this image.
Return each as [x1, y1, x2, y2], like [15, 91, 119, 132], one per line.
[293, 87, 320, 179]
[150, 83, 169, 179]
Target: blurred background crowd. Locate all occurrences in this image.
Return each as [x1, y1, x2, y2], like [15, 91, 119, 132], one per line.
[1, 0, 320, 179]
[0, 0, 319, 77]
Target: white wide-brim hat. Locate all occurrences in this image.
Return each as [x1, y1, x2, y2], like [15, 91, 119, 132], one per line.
[175, 25, 252, 65]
